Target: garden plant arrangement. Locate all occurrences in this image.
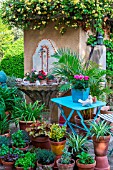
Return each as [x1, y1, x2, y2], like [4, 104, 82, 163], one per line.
[24, 69, 38, 83]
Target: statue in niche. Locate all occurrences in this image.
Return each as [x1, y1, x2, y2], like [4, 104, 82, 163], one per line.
[33, 39, 58, 73]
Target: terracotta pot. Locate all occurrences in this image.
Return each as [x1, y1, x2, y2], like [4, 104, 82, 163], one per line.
[92, 136, 110, 156]
[49, 139, 66, 156]
[12, 144, 29, 151]
[76, 159, 96, 170]
[19, 120, 33, 130]
[0, 131, 10, 137]
[94, 156, 110, 170]
[56, 158, 75, 170]
[37, 161, 54, 169]
[31, 136, 51, 149]
[40, 80, 47, 85]
[2, 160, 14, 170]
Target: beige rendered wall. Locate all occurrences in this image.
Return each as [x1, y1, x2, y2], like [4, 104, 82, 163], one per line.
[24, 23, 88, 73]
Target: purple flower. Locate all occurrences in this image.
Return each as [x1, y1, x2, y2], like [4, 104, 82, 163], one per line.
[84, 76, 89, 80]
[74, 75, 80, 80]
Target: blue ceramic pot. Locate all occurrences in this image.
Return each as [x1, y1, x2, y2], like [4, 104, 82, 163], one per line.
[71, 88, 90, 103]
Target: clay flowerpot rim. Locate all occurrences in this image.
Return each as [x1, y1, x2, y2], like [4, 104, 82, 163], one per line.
[12, 144, 29, 151]
[76, 159, 96, 168]
[57, 158, 75, 167]
[2, 160, 14, 165]
[92, 135, 111, 141]
[19, 120, 34, 123]
[37, 161, 54, 167]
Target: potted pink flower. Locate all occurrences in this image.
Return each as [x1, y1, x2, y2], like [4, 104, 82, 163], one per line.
[37, 70, 47, 85]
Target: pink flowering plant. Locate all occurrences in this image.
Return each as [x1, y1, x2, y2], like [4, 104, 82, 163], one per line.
[72, 74, 89, 90]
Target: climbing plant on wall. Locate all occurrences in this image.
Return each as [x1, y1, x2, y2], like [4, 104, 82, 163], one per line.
[1, 0, 113, 34]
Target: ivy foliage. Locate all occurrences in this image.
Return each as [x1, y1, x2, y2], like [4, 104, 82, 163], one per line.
[0, 38, 24, 78]
[1, 0, 113, 34]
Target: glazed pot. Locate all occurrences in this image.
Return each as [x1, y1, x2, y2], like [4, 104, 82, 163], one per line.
[37, 161, 54, 169]
[49, 139, 66, 156]
[31, 136, 51, 149]
[76, 159, 96, 170]
[56, 158, 75, 170]
[92, 135, 110, 156]
[2, 160, 14, 170]
[19, 120, 33, 130]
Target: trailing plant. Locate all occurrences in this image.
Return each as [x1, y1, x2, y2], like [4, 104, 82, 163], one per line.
[89, 120, 113, 139]
[60, 147, 72, 164]
[26, 120, 51, 137]
[49, 123, 66, 142]
[1, 0, 113, 34]
[36, 148, 55, 165]
[67, 133, 88, 155]
[77, 151, 95, 164]
[15, 152, 36, 170]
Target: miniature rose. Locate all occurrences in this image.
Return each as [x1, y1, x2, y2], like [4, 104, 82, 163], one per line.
[84, 76, 89, 80]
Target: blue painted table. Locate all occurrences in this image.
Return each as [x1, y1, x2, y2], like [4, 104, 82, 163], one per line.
[51, 96, 106, 135]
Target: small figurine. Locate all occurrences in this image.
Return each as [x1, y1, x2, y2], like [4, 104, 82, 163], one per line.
[78, 95, 93, 106]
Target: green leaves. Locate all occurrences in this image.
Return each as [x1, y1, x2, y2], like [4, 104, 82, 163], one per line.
[89, 120, 112, 139]
[77, 151, 95, 164]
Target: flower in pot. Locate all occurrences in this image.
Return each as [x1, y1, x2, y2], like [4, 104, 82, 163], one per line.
[12, 100, 45, 130]
[15, 151, 36, 170]
[26, 120, 51, 149]
[49, 123, 66, 155]
[37, 70, 47, 85]
[89, 120, 112, 156]
[36, 148, 55, 169]
[11, 130, 29, 151]
[56, 147, 75, 170]
[76, 151, 96, 170]
[24, 69, 38, 83]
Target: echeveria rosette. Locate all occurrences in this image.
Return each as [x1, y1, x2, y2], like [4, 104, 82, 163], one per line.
[72, 74, 89, 90]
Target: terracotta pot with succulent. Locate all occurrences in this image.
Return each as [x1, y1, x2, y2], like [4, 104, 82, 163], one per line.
[47, 74, 56, 85]
[49, 124, 66, 156]
[15, 152, 36, 170]
[76, 151, 96, 170]
[37, 70, 47, 85]
[26, 120, 51, 149]
[12, 100, 45, 130]
[36, 148, 55, 169]
[11, 130, 30, 151]
[57, 147, 75, 170]
[89, 120, 112, 156]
